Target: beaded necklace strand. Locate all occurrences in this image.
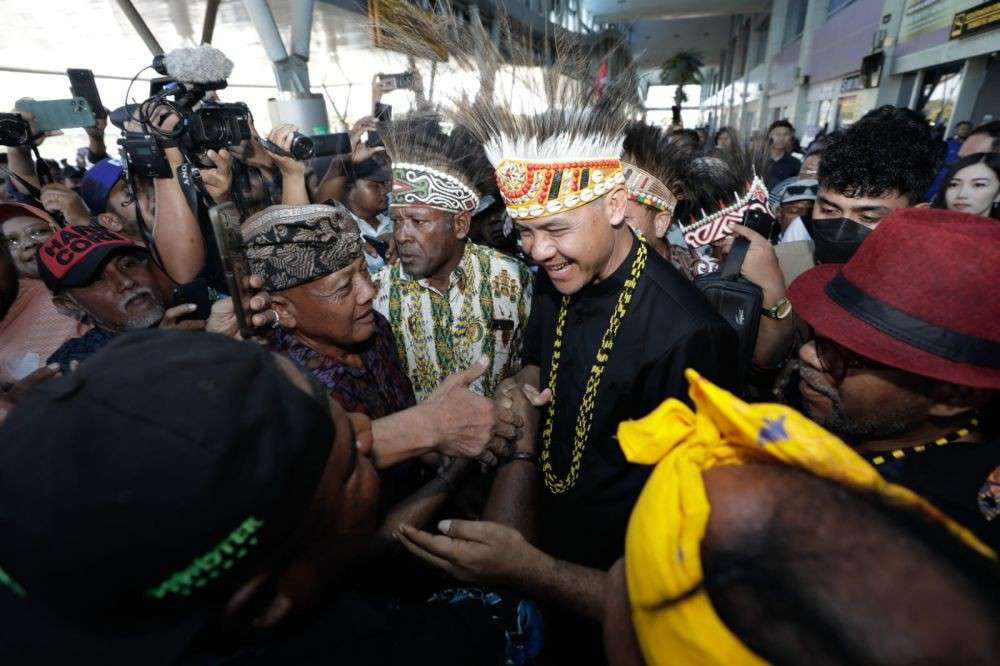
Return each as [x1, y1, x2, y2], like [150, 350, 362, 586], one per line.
[539, 239, 648, 494]
[867, 418, 981, 466]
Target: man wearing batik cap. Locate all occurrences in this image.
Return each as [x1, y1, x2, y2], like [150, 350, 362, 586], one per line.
[789, 207, 1000, 550]
[36, 225, 208, 366]
[245, 203, 522, 469]
[0, 331, 536, 665]
[373, 119, 534, 402]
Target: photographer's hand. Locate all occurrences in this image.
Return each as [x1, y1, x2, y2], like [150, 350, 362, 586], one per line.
[85, 113, 108, 160]
[349, 116, 387, 164]
[263, 124, 309, 205]
[5, 105, 44, 191]
[40, 184, 91, 225]
[199, 149, 233, 205]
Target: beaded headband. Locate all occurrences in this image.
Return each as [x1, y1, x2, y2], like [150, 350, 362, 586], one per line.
[679, 175, 770, 249]
[391, 162, 480, 213]
[495, 157, 625, 220]
[622, 161, 678, 216]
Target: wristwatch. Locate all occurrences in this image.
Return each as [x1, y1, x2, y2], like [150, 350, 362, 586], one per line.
[762, 296, 793, 320]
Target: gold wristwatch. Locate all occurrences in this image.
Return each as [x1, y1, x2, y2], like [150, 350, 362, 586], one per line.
[762, 296, 792, 320]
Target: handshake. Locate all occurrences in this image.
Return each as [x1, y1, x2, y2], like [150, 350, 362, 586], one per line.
[411, 361, 549, 467]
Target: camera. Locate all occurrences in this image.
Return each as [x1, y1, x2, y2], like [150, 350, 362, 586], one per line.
[0, 113, 32, 147]
[185, 102, 252, 153]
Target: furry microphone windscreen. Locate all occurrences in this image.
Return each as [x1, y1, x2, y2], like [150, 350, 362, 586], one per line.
[162, 45, 234, 84]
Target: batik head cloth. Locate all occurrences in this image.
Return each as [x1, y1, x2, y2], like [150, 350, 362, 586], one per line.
[391, 162, 480, 213]
[242, 203, 363, 292]
[617, 369, 994, 666]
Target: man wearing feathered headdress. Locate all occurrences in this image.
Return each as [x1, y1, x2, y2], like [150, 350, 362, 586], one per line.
[383, 8, 740, 662]
[373, 116, 534, 403]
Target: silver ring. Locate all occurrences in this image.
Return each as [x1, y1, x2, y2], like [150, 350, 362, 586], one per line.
[271, 311, 281, 329]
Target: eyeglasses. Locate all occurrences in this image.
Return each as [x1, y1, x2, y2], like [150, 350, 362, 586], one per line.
[4, 228, 51, 249]
[814, 336, 890, 384]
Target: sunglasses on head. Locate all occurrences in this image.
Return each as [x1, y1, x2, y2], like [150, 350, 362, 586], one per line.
[784, 184, 818, 198]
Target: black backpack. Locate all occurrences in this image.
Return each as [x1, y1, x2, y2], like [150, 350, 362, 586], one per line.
[694, 237, 763, 384]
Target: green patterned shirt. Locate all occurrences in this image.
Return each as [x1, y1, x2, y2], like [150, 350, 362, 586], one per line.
[373, 242, 534, 400]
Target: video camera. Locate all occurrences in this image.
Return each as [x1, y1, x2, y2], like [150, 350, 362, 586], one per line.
[112, 46, 250, 177]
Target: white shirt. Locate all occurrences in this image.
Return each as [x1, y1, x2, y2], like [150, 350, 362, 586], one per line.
[779, 216, 812, 243]
[348, 210, 394, 272]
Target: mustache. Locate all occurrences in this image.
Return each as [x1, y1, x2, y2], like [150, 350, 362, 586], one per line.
[117, 287, 157, 313]
[799, 365, 841, 404]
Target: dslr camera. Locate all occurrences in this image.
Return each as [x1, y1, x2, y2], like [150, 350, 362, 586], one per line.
[0, 113, 32, 147]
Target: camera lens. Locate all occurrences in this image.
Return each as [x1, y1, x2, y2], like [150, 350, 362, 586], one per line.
[0, 114, 31, 148]
[288, 133, 315, 160]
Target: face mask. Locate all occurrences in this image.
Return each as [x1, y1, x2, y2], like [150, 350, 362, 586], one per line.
[810, 216, 872, 264]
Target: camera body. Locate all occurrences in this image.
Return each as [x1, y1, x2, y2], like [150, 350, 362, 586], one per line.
[119, 132, 173, 179]
[0, 113, 32, 147]
[184, 102, 252, 153]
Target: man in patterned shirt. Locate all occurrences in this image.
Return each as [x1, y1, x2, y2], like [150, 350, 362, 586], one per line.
[373, 118, 533, 400]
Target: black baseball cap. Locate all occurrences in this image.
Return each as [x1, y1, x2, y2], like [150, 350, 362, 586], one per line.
[35, 224, 145, 292]
[0, 330, 335, 664]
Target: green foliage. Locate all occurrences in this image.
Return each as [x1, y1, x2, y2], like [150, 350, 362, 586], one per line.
[659, 50, 705, 107]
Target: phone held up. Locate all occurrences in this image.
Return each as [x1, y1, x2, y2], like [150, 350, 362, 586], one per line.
[209, 202, 255, 339]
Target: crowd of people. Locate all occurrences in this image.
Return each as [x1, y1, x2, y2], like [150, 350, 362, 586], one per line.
[0, 9, 998, 665]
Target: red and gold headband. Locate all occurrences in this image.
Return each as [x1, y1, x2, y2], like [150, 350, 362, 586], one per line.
[622, 161, 678, 216]
[495, 157, 625, 220]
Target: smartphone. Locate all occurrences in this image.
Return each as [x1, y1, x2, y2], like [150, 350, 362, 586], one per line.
[171, 278, 212, 321]
[363, 234, 389, 260]
[208, 202, 255, 339]
[67, 69, 106, 119]
[14, 98, 95, 132]
[742, 208, 779, 243]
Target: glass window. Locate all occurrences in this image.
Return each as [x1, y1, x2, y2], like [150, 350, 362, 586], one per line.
[827, 0, 856, 16]
[783, 0, 807, 44]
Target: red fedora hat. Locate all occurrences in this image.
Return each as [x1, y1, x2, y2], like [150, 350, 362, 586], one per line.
[789, 207, 1000, 390]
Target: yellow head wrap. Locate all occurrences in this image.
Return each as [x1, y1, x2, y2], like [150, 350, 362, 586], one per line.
[617, 369, 995, 666]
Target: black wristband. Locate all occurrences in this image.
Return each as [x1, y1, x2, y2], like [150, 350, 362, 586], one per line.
[502, 451, 540, 468]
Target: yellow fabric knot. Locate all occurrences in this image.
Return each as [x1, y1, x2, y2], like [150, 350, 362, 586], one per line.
[617, 369, 995, 666]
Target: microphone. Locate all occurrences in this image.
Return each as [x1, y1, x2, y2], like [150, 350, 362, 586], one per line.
[152, 45, 234, 85]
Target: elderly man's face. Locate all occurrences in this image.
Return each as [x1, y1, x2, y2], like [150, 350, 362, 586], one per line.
[61, 253, 164, 332]
[391, 205, 467, 281]
[277, 258, 377, 350]
[2, 216, 52, 278]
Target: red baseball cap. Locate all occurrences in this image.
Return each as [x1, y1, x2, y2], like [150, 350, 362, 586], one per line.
[789, 207, 1000, 390]
[0, 201, 58, 228]
[36, 225, 143, 292]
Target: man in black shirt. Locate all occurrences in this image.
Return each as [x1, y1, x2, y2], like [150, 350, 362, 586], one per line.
[764, 119, 802, 190]
[391, 31, 738, 660]
[788, 207, 998, 551]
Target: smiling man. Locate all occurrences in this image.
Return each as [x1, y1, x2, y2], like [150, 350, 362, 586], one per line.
[393, 71, 739, 662]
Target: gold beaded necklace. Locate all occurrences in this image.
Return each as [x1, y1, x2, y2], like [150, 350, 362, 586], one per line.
[540, 238, 648, 494]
